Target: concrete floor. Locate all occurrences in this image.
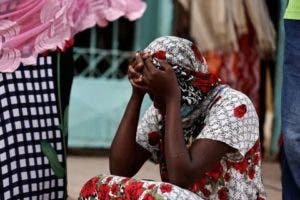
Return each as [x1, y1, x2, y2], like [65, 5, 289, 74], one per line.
[67, 156, 282, 200]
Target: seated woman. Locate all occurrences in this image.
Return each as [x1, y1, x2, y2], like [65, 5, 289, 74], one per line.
[79, 36, 266, 200]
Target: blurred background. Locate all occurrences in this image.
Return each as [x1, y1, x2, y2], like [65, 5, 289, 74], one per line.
[61, 0, 284, 199]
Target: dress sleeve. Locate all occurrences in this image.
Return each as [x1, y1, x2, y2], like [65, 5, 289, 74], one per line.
[136, 105, 161, 163]
[196, 89, 259, 156]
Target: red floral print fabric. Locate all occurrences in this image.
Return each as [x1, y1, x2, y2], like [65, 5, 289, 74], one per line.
[136, 85, 266, 199]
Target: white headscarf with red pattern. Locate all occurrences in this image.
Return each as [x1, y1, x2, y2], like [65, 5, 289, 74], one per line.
[143, 36, 221, 139]
[144, 36, 220, 109]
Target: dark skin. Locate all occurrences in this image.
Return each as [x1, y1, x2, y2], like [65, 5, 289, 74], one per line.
[109, 52, 235, 188]
[109, 53, 151, 177]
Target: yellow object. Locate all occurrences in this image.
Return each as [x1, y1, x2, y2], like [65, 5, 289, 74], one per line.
[285, 0, 300, 20]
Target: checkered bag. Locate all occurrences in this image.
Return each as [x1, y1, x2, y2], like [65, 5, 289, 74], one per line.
[0, 56, 66, 199]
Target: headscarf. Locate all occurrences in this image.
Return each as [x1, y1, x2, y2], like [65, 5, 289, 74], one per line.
[143, 36, 221, 141]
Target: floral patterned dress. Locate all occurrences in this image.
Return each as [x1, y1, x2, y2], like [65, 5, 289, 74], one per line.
[79, 85, 266, 200]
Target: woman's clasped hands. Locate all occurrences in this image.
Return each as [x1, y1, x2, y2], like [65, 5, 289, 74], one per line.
[127, 52, 180, 108]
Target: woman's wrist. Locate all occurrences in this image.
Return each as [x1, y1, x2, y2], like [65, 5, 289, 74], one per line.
[131, 89, 145, 101]
[165, 89, 181, 105]
[165, 96, 181, 112]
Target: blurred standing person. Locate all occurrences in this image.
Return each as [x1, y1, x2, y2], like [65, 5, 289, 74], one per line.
[282, 0, 300, 198]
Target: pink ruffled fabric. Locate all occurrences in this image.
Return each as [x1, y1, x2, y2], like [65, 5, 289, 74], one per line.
[0, 0, 146, 72]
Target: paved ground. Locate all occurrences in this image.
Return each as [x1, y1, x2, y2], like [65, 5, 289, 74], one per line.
[67, 156, 281, 199]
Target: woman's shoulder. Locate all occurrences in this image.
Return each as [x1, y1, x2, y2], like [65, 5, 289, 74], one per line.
[206, 85, 258, 122]
[215, 85, 255, 108]
[200, 85, 260, 156]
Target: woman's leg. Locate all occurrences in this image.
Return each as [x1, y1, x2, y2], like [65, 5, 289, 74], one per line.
[79, 175, 202, 200]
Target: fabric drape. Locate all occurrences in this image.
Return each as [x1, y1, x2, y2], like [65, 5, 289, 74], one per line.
[178, 0, 276, 58]
[0, 0, 146, 72]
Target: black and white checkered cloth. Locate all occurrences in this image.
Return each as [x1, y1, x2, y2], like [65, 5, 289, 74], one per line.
[0, 56, 66, 199]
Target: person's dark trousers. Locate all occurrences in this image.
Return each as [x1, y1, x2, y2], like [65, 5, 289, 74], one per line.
[282, 148, 300, 199]
[282, 19, 300, 199]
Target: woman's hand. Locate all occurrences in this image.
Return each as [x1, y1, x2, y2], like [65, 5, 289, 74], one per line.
[128, 52, 150, 96]
[142, 58, 181, 106]
[111, 53, 152, 176]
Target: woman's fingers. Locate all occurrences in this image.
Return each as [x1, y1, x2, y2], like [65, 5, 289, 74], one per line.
[142, 59, 154, 84]
[129, 53, 137, 67]
[128, 65, 140, 79]
[134, 53, 144, 72]
[130, 53, 172, 93]
[135, 53, 143, 64]
[128, 65, 147, 89]
[131, 51, 152, 74]
[144, 58, 157, 74]
[141, 72, 150, 85]
[130, 78, 148, 90]
[157, 59, 172, 71]
[141, 52, 151, 59]
[133, 73, 143, 84]
[143, 58, 164, 91]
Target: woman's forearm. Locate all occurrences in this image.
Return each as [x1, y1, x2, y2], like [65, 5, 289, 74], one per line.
[164, 99, 194, 187]
[109, 92, 144, 176]
[164, 99, 229, 188]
